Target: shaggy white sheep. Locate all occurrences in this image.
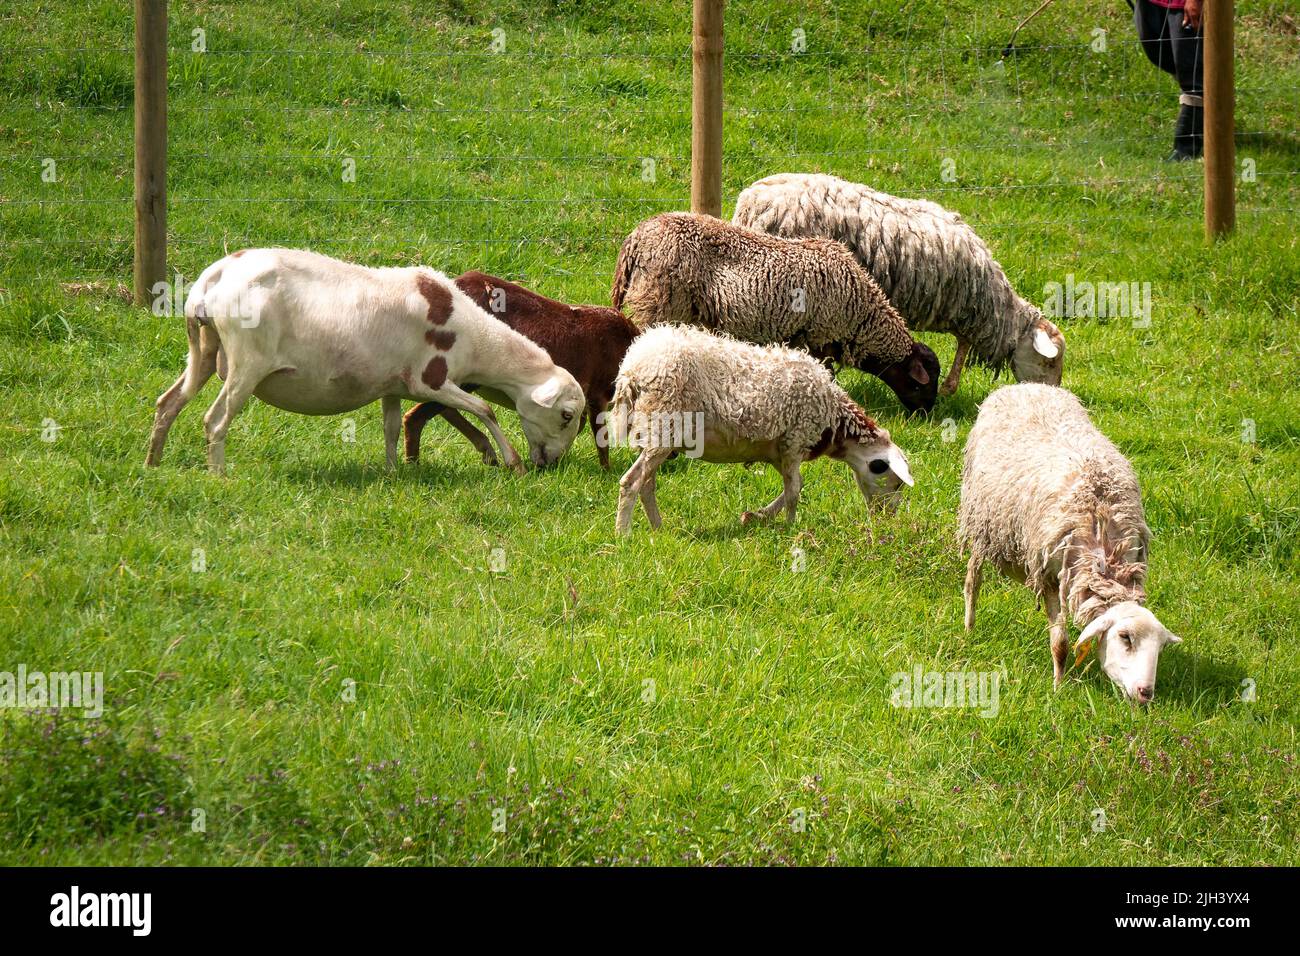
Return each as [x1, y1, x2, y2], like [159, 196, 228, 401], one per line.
[733, 173, 1065, 397]
[610, 325, 914, 536]
[958, 383, 1180, 702]
[611, 212, 941, 414]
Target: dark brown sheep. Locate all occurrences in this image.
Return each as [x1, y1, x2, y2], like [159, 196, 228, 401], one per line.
[403, 271, 640, 470]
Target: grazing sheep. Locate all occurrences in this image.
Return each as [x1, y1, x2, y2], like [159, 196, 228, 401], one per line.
[611, 325, 914, 536]
[733, 173, 1065, 397]
[611, 212, 940, 414]
[959, 384, 1180, 702]
[145, 249, 584, 474]
[402, 272, 640, 470]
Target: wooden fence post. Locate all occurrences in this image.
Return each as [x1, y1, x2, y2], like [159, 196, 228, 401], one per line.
[134, 0, 167, 304]
[691, 0, 724, 218]
[1204, 0, 1235, 240]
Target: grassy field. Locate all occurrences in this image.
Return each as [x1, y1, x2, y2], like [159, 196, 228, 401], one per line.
[1, 0, 1298, 865]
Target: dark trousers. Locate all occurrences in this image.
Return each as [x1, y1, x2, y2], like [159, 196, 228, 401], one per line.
[1134, 0, 1203, 96]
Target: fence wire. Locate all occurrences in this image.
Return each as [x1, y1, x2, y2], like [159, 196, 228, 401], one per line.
[0, 4, 1296, 299]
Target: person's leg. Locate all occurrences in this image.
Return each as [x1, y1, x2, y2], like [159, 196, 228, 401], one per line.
[1134, 0, 1176, 76]
[1135, 1, 1201, 160]
[1168, 7, 1204, 159]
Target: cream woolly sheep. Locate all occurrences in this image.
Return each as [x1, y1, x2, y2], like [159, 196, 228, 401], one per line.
[610, 325, 914, 536]
[959, 384, 1181, 703]
[611, 212, 940, 414]
[733, 173, 1065, 397]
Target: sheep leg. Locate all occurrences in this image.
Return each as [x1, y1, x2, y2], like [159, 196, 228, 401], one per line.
[1044, 589, 1070, 689]
[616, 450, 650, 535]
[595, 422, 611, 470]
[781, 463, 803, 523]
[441, 410, 499, 466]
[617, 447, 671, 535]
[410, 381, 524, 475]
[964, 554, 983, 631]
[741, 488, 785, 525]
[742, 462, 801, 525]
[381, 396, 402, 469]
[639, 463, 664, 529]
[202, 359, 267, 475]
[146, 319, 218, 467]
[403, 400, 497, 466]
[402, 403, 433, 462]
[591, 395, 611, 470]
[939, 337, 970, 397]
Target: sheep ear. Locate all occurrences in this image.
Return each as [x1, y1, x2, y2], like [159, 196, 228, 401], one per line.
[887, 446, 914, 486]
[531, 378, 562, 408]
[1073, 612, 1113, 665]
[909, 355, 931, 386]
[1033, 326, 1060, 359]
[1165, 631, 1183, 646]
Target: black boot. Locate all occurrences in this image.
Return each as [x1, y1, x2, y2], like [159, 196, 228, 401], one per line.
[1167, 103, 1204, 161]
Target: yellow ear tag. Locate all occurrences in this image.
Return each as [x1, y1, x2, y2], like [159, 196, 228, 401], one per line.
[1073, 637, 1095, 668]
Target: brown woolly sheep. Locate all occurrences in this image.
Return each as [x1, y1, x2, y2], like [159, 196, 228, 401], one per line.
[611, 212, 941, 414]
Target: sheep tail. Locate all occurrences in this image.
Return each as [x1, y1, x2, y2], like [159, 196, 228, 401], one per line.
[183, 262, 219, 324]
[610, 235, 638, 310]
[182, 263, 224, 382]
[609, 377, 639, 448]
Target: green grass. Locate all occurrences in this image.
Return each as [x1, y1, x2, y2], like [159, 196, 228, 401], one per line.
[1, 0, 1298, 865]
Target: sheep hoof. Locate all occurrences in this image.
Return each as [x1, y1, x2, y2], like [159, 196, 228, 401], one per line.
[509, 461, 526, 477]
[740, 511, 758, 526]
[482, 451, 499, 466]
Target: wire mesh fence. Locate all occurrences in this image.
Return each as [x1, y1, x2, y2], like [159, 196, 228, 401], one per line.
[1, 2, 1296, 305]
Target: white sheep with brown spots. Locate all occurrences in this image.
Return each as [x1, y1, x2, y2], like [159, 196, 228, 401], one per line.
[145, 248, 584, 474]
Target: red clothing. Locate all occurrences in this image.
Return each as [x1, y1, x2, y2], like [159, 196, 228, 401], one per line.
[1148, 0, 1186, 8]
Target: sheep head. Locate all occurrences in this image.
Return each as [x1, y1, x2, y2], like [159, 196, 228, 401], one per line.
[1073, 601, 1181, 704]
[517, 371, 586, 468]
[832, 412, 914, 510]
[865, 341, 940, 414]
[1011, 314, 1065, 386]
